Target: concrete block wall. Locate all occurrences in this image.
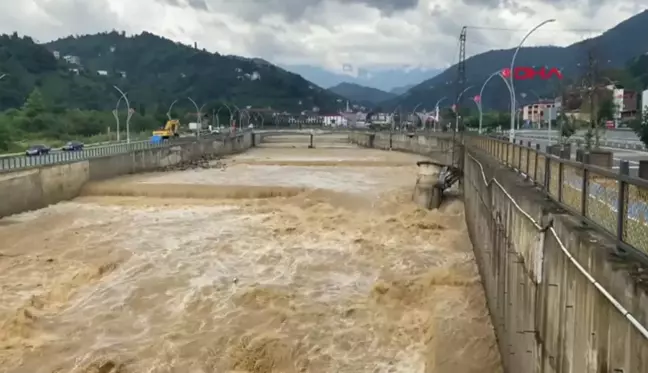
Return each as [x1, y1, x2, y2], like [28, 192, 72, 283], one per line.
[350, 131, 648, 373]
[349, 131, 459, 167]
[0, 132, 252, 218]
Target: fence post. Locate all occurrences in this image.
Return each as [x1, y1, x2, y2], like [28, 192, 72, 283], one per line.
[534, 144, 540, 182]
[544, 152, 551, 190]
[581, 153, 590, 216]
[617, 160, 629, 245]
[518, 140, 523, 170]
[558, 160, 564, 202]
[526, 141, 531, 176]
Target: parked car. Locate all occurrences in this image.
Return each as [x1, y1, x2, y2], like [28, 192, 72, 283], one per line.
[25, 144, 51, 156]
[62, 141, 84, 151]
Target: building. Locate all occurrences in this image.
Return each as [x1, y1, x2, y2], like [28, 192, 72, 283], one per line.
[52, 50, 60, 59]
[622, 90, 638, 119]
[642, 90, 648, 115]
[368, 113, 392, 126]
[97, 70, 108, 76]
[62, 55, 80, 65]
[521, 100, 559, 127]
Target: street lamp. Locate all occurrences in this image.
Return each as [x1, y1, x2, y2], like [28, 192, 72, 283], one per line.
[166, 99, 178, 120]
[0, 74, 7, 80]
[187, 97, 205, 136]
[112, 94, 127, 142]
[454, 86, 473, 132]
[113, 86, 132, 143]
[477, 70, 514, 134]
[434, 97, 447, 131]
[390, 106, 400, 132]
[411, 103, 422, 129]
[508, 18, 556, 142]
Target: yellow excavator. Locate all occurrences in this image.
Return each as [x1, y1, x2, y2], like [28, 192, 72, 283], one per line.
[152, 119, 180, 139]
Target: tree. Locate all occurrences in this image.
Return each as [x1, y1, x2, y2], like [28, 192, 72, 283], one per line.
[559, 114, 575, 145]
[22, 88, 47, 118]
[632, 109, 648, 149]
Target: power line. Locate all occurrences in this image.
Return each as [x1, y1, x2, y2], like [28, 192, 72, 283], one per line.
[466, 26, 606, 33]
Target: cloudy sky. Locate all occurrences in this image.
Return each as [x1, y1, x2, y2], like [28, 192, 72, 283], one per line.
[0, 0, 644, 73]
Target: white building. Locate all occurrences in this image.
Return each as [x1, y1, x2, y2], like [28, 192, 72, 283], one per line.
[52, 51, 60, 59]
[521, 100, 559, 127]
[642, 89, 648, 116]
[322, 115, 347, 126]
[63, 55, 80, 65]
[97, 70, 108, 76]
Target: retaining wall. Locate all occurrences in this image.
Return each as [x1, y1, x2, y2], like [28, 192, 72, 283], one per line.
[350, 132, 648, 373]
[0, 133, 252, 217]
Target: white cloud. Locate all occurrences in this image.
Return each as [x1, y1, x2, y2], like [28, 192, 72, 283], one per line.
[0, 0, 644, 74]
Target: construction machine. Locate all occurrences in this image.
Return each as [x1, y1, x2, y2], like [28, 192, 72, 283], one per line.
[153, 119, 180, 139]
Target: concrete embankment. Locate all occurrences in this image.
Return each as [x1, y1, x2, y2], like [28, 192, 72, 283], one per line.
[0, 133, 252, 218]
[350, 131, 648, 372]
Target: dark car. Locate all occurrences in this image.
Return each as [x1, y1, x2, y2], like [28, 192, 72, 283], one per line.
[62, 141, 84, 151]
[25, 144, 51, 156]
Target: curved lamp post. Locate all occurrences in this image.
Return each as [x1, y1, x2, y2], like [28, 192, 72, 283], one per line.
[478, 70, 514, 133]
[112, 93, 127, 142]
[166, 99, 178, 120]
[411, 103, 422, 129]
[390, 106, 400, 131]
[433, 97, 447, 131]
[187, 97, 205, 136]
[508, 18, 556, 142]
[454, 86, 473, 132]
[113, 86, 131, 143]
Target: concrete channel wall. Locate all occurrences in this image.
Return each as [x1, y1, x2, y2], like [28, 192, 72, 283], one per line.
[0, 133, 252, 218]
[349, 131, 648, 373]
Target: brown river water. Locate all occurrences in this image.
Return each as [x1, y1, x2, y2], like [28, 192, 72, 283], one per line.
[0, 135, 501, 373]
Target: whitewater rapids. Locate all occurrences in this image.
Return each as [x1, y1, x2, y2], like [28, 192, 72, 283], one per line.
[0, 139, 501, 373]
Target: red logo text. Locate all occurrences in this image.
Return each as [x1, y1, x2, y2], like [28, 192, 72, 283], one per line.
[501, 67, 563, 80]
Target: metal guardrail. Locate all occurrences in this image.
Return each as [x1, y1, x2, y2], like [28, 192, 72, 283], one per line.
[470, 136, 648, 265]
[517, 134, 647, 151]
[0, 133, 240, 173]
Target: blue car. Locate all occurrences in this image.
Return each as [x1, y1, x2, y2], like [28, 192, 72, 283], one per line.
[62, 141, 84, 151]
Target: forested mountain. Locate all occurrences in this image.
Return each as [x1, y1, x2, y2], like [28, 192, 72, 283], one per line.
[328, 82, 396, 106]
[43, 31, 342, 113]
[0, 31, 347, 152]
[384, 10, 648, 111]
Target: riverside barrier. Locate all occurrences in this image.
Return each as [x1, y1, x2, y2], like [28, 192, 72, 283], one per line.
[0, 132, 253, 218]
[349, 131, 648, 373]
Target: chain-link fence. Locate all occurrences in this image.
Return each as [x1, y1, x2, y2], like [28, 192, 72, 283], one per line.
[469, 136, 648, 264]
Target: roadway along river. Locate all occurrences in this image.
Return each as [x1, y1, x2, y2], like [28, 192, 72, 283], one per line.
[0, 135, 501, 373]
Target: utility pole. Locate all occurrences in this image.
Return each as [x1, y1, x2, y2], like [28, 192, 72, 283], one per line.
[586, 45, 599, 149]
[452, 26, 467, 166]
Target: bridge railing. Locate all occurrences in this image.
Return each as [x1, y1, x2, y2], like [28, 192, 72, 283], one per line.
[469, 135, 648, 265]
[0, 131, 250, 173]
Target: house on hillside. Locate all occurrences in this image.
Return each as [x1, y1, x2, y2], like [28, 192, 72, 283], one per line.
[63, 55, 80, 65]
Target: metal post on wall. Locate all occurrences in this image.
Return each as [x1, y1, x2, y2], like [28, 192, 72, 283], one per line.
[617, 160, 629, 246]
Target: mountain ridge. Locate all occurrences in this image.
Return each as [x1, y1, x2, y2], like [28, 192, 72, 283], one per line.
[384, 10, 648, 112]
[282, 64, 441, 92]
[328, 82, 396, 106]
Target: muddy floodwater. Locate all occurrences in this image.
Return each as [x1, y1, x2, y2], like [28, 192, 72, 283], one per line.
[0, 136, 501, 373]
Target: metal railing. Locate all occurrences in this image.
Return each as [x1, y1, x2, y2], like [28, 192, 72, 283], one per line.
[0, 133, 239, 173]
[469, 136, 648, 264]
